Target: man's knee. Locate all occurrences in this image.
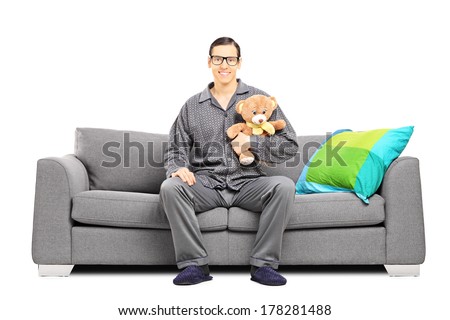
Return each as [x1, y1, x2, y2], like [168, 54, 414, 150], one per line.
[270, 176, 295, 194]
[160, 177, 186, 196]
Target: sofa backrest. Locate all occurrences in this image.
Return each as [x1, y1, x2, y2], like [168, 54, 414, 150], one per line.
[261, 135, 325, 182]
[74, 127, 325, 193]
[75, 128, 168, 194]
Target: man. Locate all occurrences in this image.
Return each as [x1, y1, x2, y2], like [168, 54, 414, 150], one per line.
[161, 37, 298, 285]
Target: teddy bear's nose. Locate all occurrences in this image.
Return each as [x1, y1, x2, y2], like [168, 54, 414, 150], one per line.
[258, 119, 264, 123]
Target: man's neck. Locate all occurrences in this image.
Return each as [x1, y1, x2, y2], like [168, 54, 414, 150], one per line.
[211, 80, 238, 98]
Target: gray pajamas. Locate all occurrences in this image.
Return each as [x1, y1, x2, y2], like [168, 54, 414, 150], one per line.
[163, 80, 299, 269]
[160, 175, 295, 268]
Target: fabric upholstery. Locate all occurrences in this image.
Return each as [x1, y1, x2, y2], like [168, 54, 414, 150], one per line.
[72, 226, 385, 265]
[228, 193, 385, 231]
[72, 190, 228, 231]
[75, 127, 167, 193]
[72, 227, 229, 265]
[228, 227, 386, 265]
[379, 157, 426, 264]
[32, 155, 89, 264]
[262, 135, 324, 182]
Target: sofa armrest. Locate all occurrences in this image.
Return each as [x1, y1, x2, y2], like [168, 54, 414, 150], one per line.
[32, 154, 89, 265]
[379, 156, 425, 264]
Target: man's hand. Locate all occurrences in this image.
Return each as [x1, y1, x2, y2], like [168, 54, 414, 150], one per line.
[171, 167, 196, 186]
[231, 132, 251, 156]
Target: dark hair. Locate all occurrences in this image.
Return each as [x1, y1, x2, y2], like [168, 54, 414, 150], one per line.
[209, 37, 241, 57]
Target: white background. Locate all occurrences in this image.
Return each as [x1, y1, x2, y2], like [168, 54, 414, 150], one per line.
[1, 0, 449, 319]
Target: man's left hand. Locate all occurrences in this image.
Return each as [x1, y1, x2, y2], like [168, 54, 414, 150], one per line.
[231, 132, 251, 156]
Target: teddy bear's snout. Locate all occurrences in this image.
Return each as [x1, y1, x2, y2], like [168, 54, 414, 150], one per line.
[252, 114, 267, 124]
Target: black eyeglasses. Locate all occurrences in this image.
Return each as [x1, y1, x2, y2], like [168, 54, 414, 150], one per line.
[209, 55, 240, 66]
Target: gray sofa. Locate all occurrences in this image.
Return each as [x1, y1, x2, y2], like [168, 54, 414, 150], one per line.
[32, 127, 426, 277]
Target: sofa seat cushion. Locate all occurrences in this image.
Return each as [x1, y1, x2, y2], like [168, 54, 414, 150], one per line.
[228, 192, 385, 231]
[72, 190, 227, 231]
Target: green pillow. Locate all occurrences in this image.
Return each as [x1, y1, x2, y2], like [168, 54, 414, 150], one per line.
[295, 126, 414, 203]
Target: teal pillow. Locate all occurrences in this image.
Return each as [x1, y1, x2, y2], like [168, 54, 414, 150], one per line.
[295, 126, 414, 203]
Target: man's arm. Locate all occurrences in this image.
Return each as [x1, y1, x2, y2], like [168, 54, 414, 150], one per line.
[164, 104, 194, 179]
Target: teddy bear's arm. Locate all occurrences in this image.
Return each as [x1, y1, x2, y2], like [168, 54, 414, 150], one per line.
[269, 120, 287, 131]
[227, 123, 250, 139]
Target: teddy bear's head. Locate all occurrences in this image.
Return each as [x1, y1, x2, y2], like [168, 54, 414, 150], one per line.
[236, 95, 277, 125]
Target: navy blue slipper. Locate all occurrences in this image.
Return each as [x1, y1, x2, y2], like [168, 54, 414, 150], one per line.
[251, 266, 287, 286]
[173, 265, 213, 285]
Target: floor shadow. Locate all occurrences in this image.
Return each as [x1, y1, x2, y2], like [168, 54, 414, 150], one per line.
[72, 264, 386, 275]
[212, 265, 385, 274]
[72, 264, 178, 275]
[280, 265, 386, 274]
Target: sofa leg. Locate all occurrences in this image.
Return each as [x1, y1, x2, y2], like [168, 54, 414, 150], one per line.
[38, 265, 74, 277]
[384, 264, 420, 277]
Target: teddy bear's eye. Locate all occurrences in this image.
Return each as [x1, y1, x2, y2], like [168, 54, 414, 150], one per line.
[252, 110, 257, 115]
[262, 110, 266, 114]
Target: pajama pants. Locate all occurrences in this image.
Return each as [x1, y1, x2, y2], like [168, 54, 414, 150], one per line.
[160, 175, 295, 269]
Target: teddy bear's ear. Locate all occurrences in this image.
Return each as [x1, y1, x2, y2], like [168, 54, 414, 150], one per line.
[270, 96, 278, 109]
[236, 100, 245, 114]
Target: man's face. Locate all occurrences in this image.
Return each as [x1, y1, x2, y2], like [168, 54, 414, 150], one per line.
[208, 45, 241, 86]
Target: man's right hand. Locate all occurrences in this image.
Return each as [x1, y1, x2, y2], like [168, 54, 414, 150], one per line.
[171, 167, 196, 186]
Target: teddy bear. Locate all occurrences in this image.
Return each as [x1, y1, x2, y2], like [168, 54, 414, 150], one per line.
[227, 95, 286, 165]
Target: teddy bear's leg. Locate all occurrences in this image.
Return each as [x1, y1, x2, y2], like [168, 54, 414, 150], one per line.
[227, 125, 240, 139]
[239, 151, 255, 165]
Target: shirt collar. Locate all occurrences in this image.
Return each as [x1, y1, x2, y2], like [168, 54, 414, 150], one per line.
[199, 79, 249, 103]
